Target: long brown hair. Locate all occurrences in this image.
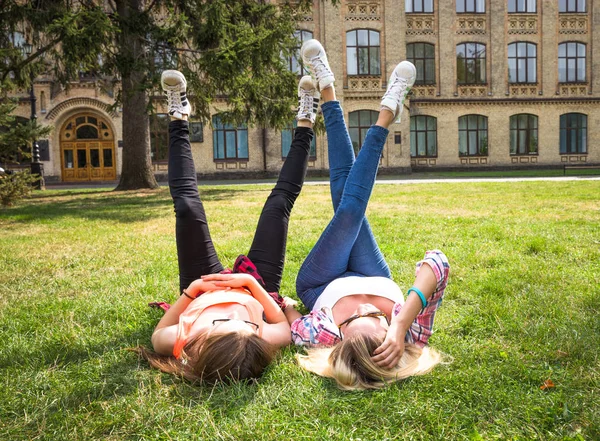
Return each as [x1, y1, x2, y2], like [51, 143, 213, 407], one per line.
[297, 333, 441, 390]
[137, 331, 276, 383]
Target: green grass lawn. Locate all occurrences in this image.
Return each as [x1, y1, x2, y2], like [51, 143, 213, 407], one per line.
[1, 181, 599, 441]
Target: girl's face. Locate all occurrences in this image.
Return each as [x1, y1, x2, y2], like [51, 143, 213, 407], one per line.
[339, 303, 389, 340]
[192, 304, 258, 337]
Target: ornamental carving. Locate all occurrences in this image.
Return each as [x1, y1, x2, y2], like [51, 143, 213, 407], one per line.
[348, 77, 383, 91]
[559, 84, 588, 96]
[457, 16, 486, 35]
[346, 2, 381, 21]
[559, 15, 587, 34]
[406, 15, 435, 35]
[410, 86, 436, 97]
[457, 86, 487, 97]
[508, 16, 537, 34]
[509, 85, 539, 96]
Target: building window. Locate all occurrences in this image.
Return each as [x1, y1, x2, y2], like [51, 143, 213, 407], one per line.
[407, 43, 435, 85]
[212, 115, 249, 160]
[153, 40, 177, 70]
[560, 113, 587, 154]
[349, 110, 378, 154]
[346, 30, 381, 76]
[289, 30, 313, 76]
[150, 113, 170, 162]
[456, 0, 485, 13]
[508, 0, 536, 13]
[9, 31, 25, 48]
[459, 115, 488, 156]
[405, 0, 434, 13]
[510, 114, 538, 155]
[558, 42, 586, 83]
[508, 42, 537, 83]
[282, 121, 316, 159]
[457, 43, 486, 84]
[559, 0, 586, 13]
[410, 115, 437, 157]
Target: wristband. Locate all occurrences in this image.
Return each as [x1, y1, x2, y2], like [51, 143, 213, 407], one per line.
[407, 286, 427, 309]
[182, 289, 195, 300]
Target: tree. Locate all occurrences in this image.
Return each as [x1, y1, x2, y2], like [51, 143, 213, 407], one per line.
[0, 101, 51, 166]
[0, 0, 318, 190]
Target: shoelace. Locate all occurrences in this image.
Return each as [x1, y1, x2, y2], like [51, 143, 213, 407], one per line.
[165, 87, 185, 111]
[299, 90, 315, 115]
[383, 76, 409, 104]
[309, 55, 331, 83]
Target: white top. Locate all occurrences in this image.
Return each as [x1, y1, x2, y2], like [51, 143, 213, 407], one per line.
[312, 276, 404, 312]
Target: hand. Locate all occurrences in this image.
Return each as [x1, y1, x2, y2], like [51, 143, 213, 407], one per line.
[186, 278, 222, 295]
[201, 273, 254, 289]
[282, 296, 298, 310]
[371, 322, 406, 369]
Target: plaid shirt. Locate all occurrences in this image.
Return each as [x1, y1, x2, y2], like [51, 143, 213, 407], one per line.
[290, 250, 450, 348]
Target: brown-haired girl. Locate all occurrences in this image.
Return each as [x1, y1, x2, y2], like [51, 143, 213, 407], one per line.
[140, 70, 320, 383]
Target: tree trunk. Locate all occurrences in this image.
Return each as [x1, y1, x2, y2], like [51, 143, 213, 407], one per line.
[114, 0, 159, 191]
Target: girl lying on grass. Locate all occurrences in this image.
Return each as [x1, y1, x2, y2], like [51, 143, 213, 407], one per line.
[283, 39, 450, 390]
[139, 69, 320, 383]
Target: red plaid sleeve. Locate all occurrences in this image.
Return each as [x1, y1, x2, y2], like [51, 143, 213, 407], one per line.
[393, 250, 450, 347]
[291, 308, 341, 347]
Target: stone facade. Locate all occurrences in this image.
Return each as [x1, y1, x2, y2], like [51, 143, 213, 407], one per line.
[7, 0, 599, 182]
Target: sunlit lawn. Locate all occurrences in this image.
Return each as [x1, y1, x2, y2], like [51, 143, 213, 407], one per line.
[1, 180, 598, 440]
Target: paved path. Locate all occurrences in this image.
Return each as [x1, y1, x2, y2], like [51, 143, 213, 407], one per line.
[45, 175, 600, 190]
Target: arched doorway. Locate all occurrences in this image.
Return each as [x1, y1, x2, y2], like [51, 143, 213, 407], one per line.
[60, 113, 116, 181]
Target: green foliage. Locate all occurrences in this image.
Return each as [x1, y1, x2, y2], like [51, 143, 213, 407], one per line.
[0, 101, 52, 164]
[0, 169, 38, 207]
[0, 0, 323, 128]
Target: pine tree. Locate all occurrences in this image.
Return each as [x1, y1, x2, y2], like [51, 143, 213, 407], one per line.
[1, 0, 319, 190]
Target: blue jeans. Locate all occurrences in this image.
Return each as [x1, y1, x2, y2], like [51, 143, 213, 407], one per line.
[296, 101, 391, 310]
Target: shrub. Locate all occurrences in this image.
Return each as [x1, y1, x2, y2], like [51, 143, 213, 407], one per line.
[0, 170, 39, 207]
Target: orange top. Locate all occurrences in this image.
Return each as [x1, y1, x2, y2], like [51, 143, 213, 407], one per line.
[173, 289, 264, 358]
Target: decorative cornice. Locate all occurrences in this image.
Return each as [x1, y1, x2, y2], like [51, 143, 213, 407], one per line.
[45, 97, 118, 120]
[411, 97, 600, 106]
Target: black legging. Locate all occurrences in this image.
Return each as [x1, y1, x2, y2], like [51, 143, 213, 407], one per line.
[168, 120, 313, 294]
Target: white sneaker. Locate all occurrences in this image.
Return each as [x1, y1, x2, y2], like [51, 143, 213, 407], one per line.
[161, 70, 191, 120]
[297, 76, 320, 124]
[380, 61, 416, 123]
[300, 39, 335, 91]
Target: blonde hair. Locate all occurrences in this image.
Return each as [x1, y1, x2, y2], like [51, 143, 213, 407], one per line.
[136, 331, 276, 383]
[296, 333, 441, 390]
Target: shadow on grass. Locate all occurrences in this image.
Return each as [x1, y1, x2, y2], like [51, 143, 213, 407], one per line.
[2, 188, 243, 224]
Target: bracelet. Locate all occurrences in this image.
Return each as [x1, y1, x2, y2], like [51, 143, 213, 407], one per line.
[407, 286, 427, 309]
[182, 289, 195, 300]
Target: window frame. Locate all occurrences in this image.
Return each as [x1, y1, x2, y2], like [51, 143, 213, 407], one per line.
[348, 110, 379, 155]
[407, 43, 436, 85]
[508, 42, 537, 84]
[560, 113, 587, 154]
[508, 0, 537, 13]
[346, 29, 381, 77]
[558, 42, 586, 83]
[289, 30, 313, 76]
[509, 114, 538, 155]
[456, 42, 487, 85]
[212, 115, 249, 161]
[456, 0, 486, 14]
[559, 0, 586, 13]
[458, 115, 488, 157]
[410, 115, 438, 158]
[405, 0, 434, 13]
[281, 121, 317, 160]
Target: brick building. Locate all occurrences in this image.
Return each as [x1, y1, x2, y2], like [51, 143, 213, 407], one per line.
[7, 0, 599, 182]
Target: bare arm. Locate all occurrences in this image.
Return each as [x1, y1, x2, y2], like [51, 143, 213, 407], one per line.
[372, 263, 438, 368]
[261, 321, 292, 348]
[151, 278, 220, 356]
